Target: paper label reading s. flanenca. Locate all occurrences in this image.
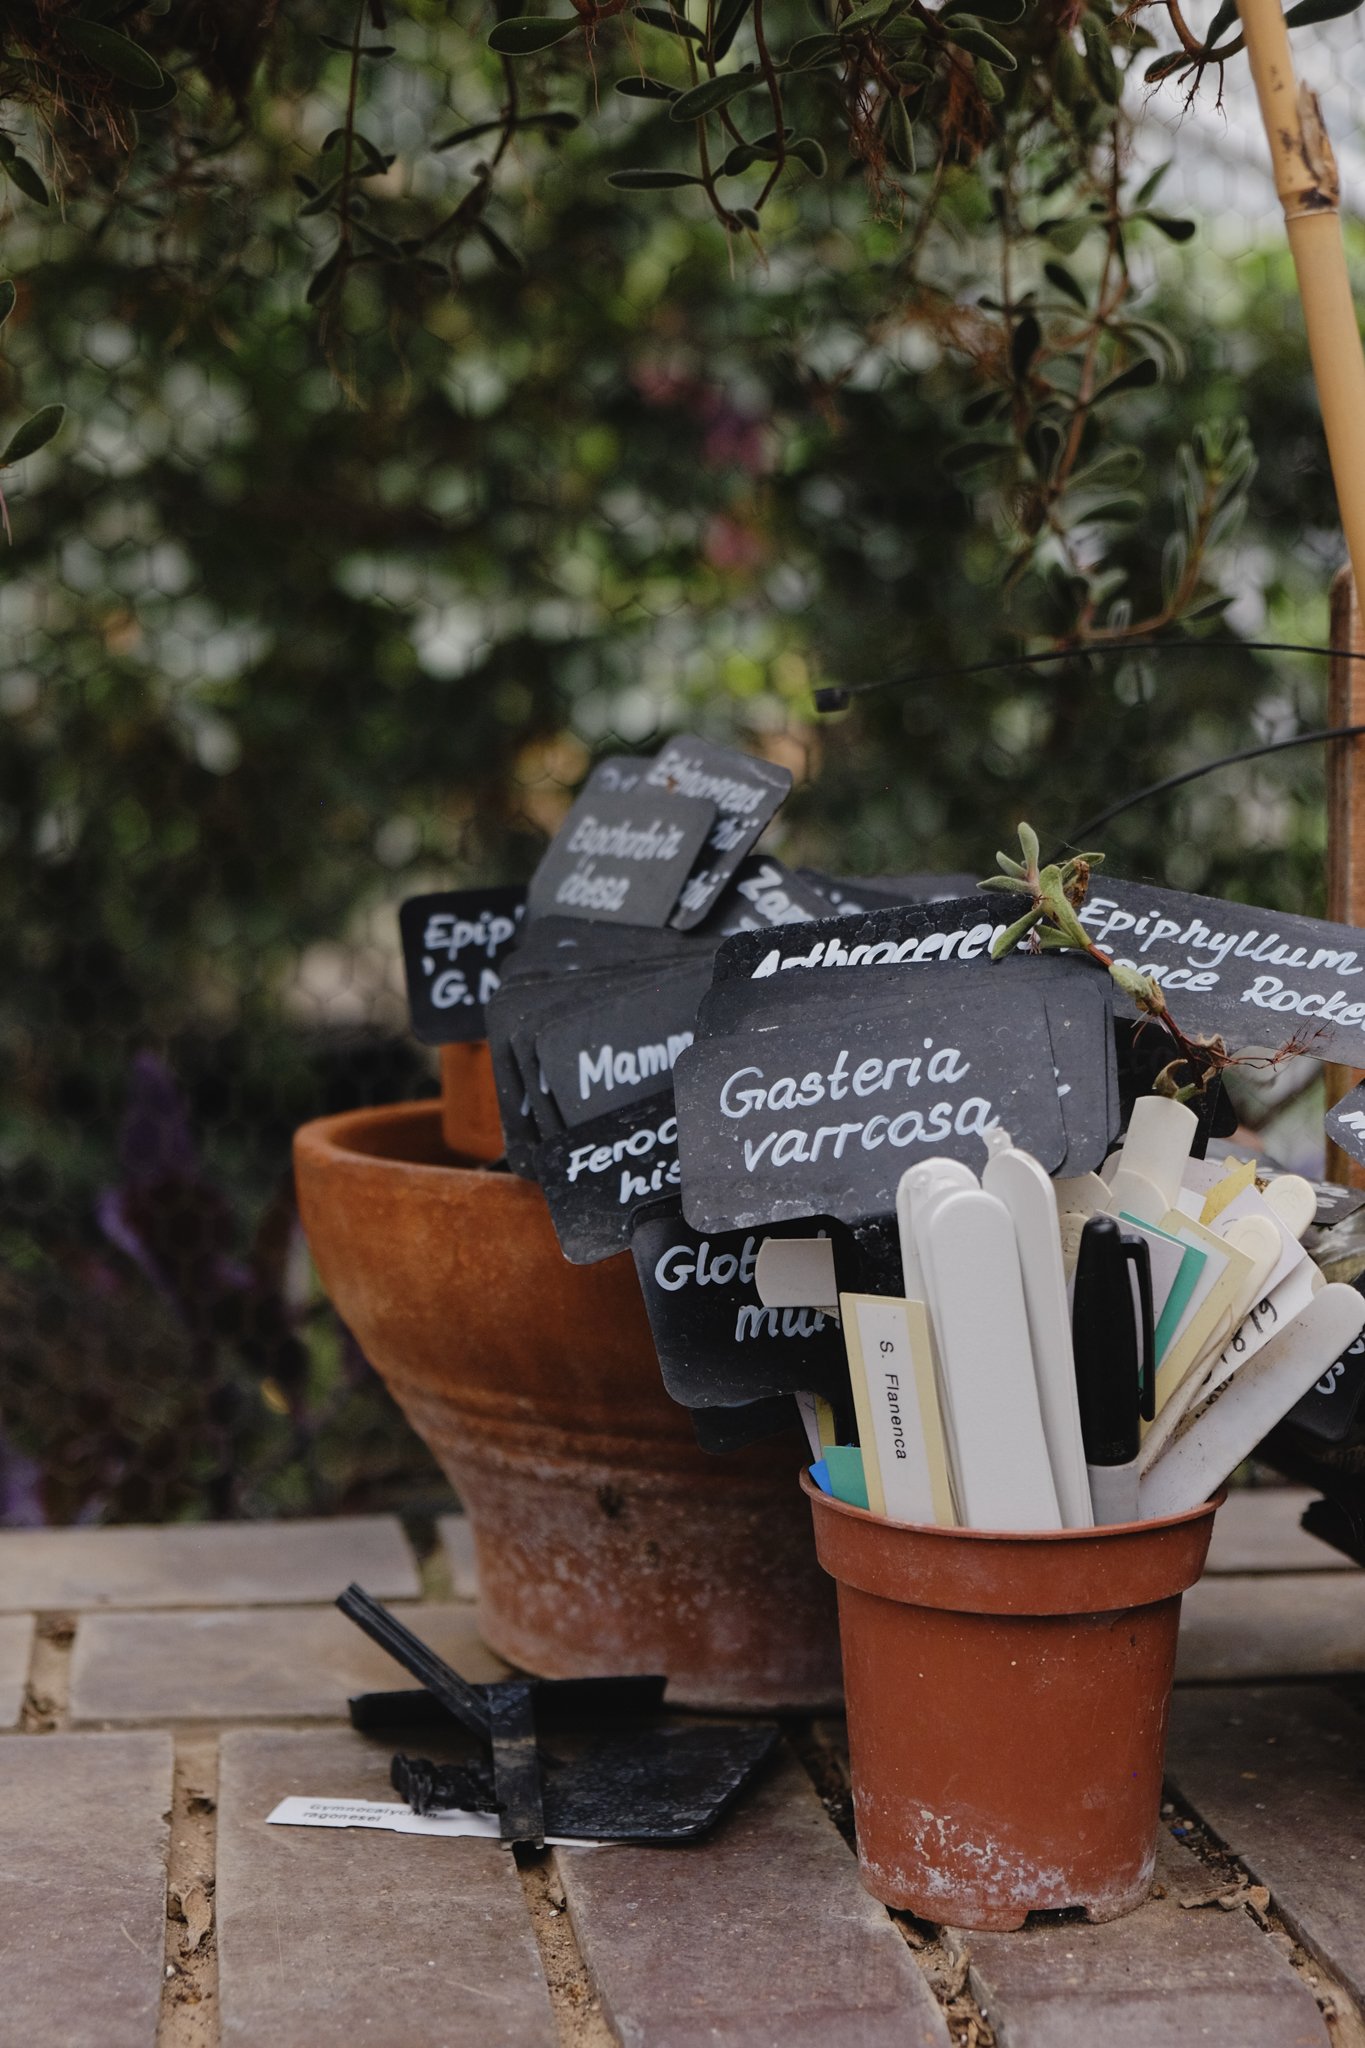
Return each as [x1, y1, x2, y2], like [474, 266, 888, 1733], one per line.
[853, 1298, 937, 1526]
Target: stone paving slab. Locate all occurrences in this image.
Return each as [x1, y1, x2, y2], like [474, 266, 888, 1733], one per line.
[438, 1515, 479, 1601]
[1175, 1574, 1365, 1683]
[0, 1731, 173, 2048]
[0, 1613, 34, 1728]
[1202, 1490, 1357, 1576]
[69, 1602, 510, 1726]
[963, 1829, 1329, 2048]
[1166, 1685, 1365, 2010]
[555, 1746, 949, 2048]
[0, 1515, 420, 1612]
[217, 1726, 557, 2048]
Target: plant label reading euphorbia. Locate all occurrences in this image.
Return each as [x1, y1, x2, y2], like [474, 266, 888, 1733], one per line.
[534, 1092, 683, 1264]
[630, 1210, 855, 1408]
[672, 991, 1068, 1233]
[526, 781, 716, 928]
[639, 737, 793, 931]
[399, 886, 527, 1044]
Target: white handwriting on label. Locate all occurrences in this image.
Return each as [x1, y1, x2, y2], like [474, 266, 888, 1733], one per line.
[749, 923, 999, 977]
[564, 1114, 681, 1206]
[719, 1046, 971, 1116]
[579, 1034, 694, 1102]
[422, 910, 520, 959]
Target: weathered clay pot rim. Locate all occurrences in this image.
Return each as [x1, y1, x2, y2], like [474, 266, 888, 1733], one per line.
[297, 1100, 507, 1185]
[800, 1468, 1226, 1543]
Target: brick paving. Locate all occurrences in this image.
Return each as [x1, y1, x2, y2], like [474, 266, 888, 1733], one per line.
[0, 1497, 1361, 2047]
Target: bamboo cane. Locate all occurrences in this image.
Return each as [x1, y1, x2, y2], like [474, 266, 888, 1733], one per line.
[1235, 0, 1365, 593]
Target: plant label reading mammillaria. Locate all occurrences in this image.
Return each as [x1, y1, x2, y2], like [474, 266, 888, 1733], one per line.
[630, 1209, 855, 1409]
[672, 989, 1071, 1235]
[399, 886, 527, 1044]
[526, 780, 716, 928]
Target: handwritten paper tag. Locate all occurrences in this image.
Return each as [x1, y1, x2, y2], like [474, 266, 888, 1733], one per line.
[265, 1797, 604, 1848]
[399, 886, 526, 1044]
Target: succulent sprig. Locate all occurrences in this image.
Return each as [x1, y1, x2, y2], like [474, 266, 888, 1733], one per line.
[980, 821, 1166, 1014]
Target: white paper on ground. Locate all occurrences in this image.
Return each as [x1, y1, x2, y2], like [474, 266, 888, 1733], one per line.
[265, 1797, 607, 1847]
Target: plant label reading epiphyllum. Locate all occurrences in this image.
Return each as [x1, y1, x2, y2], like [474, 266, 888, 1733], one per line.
[526, 783, 716, 929]
[399, 886, 527, 1044]
[672, 992, 1066, 1233]
[641, 738, 792, 932]
[1327, 1080, 1365, 1174]
[534, 1094, 683, 1264]
[1073, 879, 1365, 1063]
[630, 1211, 854, 1408]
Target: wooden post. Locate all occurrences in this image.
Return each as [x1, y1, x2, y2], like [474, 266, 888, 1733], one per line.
[1324, 566, 1365, 1186]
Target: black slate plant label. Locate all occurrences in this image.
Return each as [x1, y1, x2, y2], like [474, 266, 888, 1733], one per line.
[690, 1396, 803, 1454]
[696, 955, 1116, 1177]
[631, 1209, 855, 1408]
[711, 896, 977, 981]
[636, 737, 792, 931]
[536, 957, 714, 1128]
[526, 781, 716, 928]
[672, 989, 1067, 1233]
[1326, 1079, 1365, 1173]
[1074, 879, 1365, 1061]
[699, 855, 829, 936]
[796, 870, 983, 912]
[399, 886, 527, 1044]
[534, 1090, 682, 1264]
[1284, 1275, 1365, 1442]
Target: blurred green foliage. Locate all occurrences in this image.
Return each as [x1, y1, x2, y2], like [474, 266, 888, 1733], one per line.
[0, 1, 1349, 1521]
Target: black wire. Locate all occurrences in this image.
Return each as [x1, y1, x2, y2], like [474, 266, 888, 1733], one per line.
[813, 637, 1365, 713]
[1045, 720, 1365, 864]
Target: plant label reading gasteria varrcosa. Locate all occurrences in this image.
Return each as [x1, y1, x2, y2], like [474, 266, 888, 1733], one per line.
[671, 991, 1068, 1233]
[398, 886, 527, 1044]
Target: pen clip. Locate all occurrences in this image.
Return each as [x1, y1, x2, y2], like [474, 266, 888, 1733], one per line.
[1120, 1232, 1156, 1422]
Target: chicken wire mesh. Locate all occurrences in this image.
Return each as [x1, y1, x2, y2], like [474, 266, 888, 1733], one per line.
[0, 1, 1361, 1524]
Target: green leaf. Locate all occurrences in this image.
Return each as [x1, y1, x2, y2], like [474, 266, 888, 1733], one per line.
[839, 0, 895, 31]
[435, 111, 578, 148]
[942, 0, 1026, 19]
[0, 403, 64, 467]
[298, 179, 342, 219]
[940, 17, 1017, 68]
[306, 250, 343, 304]
[634, 7, 706, 38]
[975, 55, 1005, 100]
[1079, 13, 1119, 102]
[1132, 160, 1170, 207]
[1284, 0, 1362, 25]
[0, 282, 14, 328]
[991, 905, 1044, 957]
[487, 17, 579, 53]
[787, 32, 844, 65]
[57, 18, 165, 88]
[319, 34, 396, 54]
[1011, 311, 1041, 380]
[941, 440, 1010, 472]
[1144, 50, 1187, 80]
[994, 852, 1025, 876]
[1140, 212, 1196, 241]
[120, 75, 178, 111]
[962, 391, 1006, 425]
[886, 91, 916, 171]
[475, 221, 524, 272]
[1071, 445, 1143, 489]
[731, 205, 762, 229]
[1092, 356, 1161, 402]
[669, 68, 758, 120]
[710, 0, 755, 61]
[1040, 215, 1087, 253]
[721, 144, 758, 173]
[607, 166, 706, 186]
[1018, 823, 1040, 869]
[617, 75, 681, 96]
[7, 159, 48, 207]
[1079, 494, 1144, 523]
[1044, 259, 1086, 307]
[978, 874, 1037, 895]
[789, 137, 828, 176]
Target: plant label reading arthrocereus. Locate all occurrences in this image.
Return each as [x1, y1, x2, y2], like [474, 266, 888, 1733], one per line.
[672, 992, 1067, 1233]
[399, 886, 527, 1044]
[639, 737, 792, 932]
[630, 1211, 855, 1408]
[534, 1094, 683, 1264]
[526, 783, 716, 929]
[1073, 879, 1365, 1062]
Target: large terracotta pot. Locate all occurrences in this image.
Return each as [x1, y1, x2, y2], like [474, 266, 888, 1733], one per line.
[293, 1076, 842, 1710]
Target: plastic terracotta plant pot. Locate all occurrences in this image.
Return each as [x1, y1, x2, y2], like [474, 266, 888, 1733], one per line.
[292, 1055, 842, 1711]
[803, 1471, 1221, 1930]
